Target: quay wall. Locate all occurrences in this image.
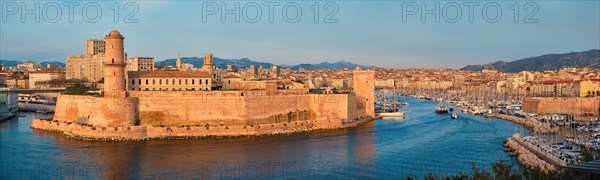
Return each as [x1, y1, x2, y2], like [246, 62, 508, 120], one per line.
[522, 97, 600, 116]
[18, 102, 56, 112]
[512, 136, 567, 167]
[505, 136, 557, 172]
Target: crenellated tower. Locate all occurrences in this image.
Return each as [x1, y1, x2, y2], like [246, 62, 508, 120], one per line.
[353, 68, 375, 117]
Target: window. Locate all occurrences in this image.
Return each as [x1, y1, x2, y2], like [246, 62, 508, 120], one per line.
[159, 79, 162, 85]
[138, 79, 141, 84]
[200, 79, 202, 84]
[166, 79, 168, 85]
[185, 79, 188, 85]
[131, 79, 135, 85]
[179, 79, 182, 84]
[192, 79, 195, 85]
[146, 79, 148, 85]
[205, 79, 208, 84]
[172, 79, 175, 84]
[112, 59, 114, 64]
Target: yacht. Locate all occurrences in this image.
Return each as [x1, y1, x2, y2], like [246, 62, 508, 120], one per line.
[435, 104, 449, 113]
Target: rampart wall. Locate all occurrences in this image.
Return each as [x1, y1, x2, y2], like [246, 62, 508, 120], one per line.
[522, 97, 600, 116]
[53, 95, 138, 126]
[31, 116, 376, 141]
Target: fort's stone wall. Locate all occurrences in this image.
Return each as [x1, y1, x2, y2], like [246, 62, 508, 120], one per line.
[52, 89, 367, 128]
[31, 116, 376, 141]
[522, 97, 600, 116]
[53, 95, 138, 126]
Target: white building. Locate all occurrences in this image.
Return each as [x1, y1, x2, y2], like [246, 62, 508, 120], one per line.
[0, 88, 18, 114]
[28, 70, 66, 89]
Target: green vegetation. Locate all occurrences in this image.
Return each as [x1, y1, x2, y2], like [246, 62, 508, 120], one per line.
[405, 160, 599, 180]
[63, 83, 98, 96]
[35, 78, 87, 88]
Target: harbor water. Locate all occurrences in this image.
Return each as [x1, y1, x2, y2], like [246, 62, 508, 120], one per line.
[0, 97, 527, 179]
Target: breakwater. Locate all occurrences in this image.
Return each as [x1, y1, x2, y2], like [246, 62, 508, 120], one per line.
[31, 116, 379, 141]
[486, 113, 556, 133]
[504, 136, 556, 172]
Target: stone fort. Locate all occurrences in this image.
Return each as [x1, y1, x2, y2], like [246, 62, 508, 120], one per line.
[32, 30, 376, 140]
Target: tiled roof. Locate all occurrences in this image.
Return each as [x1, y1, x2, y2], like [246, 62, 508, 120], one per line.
[128, 71, 211, 78]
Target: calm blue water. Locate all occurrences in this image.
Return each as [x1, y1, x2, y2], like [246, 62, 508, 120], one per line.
[0, 98, 527, 179]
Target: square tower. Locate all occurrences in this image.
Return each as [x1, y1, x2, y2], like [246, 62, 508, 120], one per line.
[353, 70, 375, 117]
[203, 54, 214, 75]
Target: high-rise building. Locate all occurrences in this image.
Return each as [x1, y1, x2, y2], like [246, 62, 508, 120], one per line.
[249, 65, 258, 76]
[103, 30, 126, 98]
[270, 65, 280, 78]
[86, 39, 105, 55]
[126, 56, 155, 72]
[66, 54, 105, 82]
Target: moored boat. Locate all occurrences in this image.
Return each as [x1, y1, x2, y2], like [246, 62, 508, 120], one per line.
[451, 113, 458, 119]
[378, 111, 405, 117]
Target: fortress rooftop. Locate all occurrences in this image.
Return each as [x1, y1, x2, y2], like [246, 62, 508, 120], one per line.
[128, 71, 212, 78]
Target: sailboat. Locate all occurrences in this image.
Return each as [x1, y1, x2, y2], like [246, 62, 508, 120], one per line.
[378, 86, 405, 117]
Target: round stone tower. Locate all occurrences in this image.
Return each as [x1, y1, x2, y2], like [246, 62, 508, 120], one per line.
[103, 30, 126, 98]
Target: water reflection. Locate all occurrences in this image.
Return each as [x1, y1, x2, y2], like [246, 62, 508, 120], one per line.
[1, 98, 523, 179]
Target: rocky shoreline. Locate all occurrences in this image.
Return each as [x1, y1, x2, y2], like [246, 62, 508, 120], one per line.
[31, 116, 379, 142]
[486, 113, 556, 133]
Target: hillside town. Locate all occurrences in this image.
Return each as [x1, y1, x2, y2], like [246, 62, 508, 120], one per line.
[1, 34, 599, 175]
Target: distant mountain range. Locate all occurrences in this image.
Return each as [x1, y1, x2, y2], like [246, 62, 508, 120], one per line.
[155, 57, 376, 70]
[281, 61, 376, 70]
[0, 60, 65, 67]
[461, 49, 600, 72]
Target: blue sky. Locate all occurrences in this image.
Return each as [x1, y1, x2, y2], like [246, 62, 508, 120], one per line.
[1, 1, 599, 69]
